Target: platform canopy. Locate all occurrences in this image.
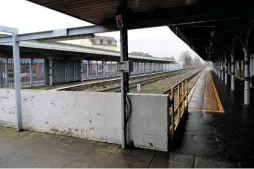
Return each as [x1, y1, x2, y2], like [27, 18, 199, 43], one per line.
[26, 0, 254, 61]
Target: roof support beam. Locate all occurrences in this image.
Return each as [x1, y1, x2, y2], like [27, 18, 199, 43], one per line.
[0, 25, 118, 43]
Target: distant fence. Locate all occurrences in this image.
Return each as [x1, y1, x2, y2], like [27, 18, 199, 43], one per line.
[0, 58, 45, 88]
[81, 60, 183, 81]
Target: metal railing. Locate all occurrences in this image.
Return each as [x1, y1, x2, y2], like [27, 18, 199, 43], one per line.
[0, 60, 45, 88]
[169, 78, 188, 137]
[81, 61, 183, 81]
[167, 68, 204, 137]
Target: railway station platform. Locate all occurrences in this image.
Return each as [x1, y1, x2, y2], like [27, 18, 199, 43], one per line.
[1, 0, 254, 167]
[172, 68, 254, 167]
[1, 67, 254, 167]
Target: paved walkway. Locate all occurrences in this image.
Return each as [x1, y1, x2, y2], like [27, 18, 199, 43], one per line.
[0, 126, 236, 168]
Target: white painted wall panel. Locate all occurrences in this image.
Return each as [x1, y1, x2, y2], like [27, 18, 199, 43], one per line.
[0, 90, 16, 127]
[0, 90, 168, 151]
[0, 90, 122, 143]
[128, 93, 168, 151]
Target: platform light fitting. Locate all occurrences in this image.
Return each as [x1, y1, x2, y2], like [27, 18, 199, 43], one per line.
[115, 15, 124, 28]
[211, 30, 215, 37]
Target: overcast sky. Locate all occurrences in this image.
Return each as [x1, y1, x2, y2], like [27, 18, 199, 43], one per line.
[0, 0, 200, 61]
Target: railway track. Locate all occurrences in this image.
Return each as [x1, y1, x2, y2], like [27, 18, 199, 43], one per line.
[59, 69, 189, 91]
[101, 68, 203, 94]
[124, 68, 203, 94]
[98, 69, 191, 92]
[162, 68, 204, 94]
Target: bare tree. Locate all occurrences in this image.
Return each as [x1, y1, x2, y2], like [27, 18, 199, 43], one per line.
[193, 56, 202, 68]
[179, 51, 193, 67]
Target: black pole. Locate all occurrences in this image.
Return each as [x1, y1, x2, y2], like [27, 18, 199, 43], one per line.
[120, 27, 129, 149]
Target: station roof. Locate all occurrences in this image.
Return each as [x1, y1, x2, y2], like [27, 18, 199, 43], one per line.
[28, 0, 198, 26]
[27, 0, 254, 61]
[0, 41, 175, 63]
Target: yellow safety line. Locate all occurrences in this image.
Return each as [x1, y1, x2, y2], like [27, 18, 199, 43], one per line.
[209, 71, 225, 113]
[188, 109, 224, 113]
[188, 71, 225, 114]
[203, 109, 224, 113]
[188, 109, 203, 112]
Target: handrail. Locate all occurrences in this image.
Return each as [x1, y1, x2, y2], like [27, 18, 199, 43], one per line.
[167, 68, 204, 137]
[168, 78, 188, 137]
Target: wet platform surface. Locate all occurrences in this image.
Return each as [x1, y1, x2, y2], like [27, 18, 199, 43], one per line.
[0, 126, 237, 168]
[173, 68, 254, 167]
[188, 69, 224, 113]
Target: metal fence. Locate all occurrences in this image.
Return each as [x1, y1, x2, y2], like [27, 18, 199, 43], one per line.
[81, 60, 182, 81]
[0, 58, 45, 88]
[0, 58, 183, 88]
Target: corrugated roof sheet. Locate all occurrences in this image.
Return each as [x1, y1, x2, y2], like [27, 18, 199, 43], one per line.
[0, 41, 175, 63]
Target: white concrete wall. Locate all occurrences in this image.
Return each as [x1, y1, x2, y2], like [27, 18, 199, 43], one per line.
[0, 90, 122, 144]
[128, 93, 168, 151]
[0, 89, 168, 151]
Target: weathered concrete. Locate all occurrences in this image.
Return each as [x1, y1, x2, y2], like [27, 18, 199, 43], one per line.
[128, 93, 168, 151]
[0, 89, 168, 151]
[0, 126, 237, 168]
[0, 90, 122, 144]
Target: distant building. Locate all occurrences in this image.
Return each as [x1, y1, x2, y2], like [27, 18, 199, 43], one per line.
[81, 36, 117, 51]
[130, 52, 153, 57]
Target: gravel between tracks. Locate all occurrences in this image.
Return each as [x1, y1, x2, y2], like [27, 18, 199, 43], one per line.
[59, 69, 188, 92]
[131, 69, 201, 93]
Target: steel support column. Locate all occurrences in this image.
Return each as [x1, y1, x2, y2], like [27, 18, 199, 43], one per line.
[217, 62, 218, 75]
[218, 62, 220, 76]
[215, 62, 217, 76]
[30, 58, 34, 87]
[64, 60, 67, 82]
[110, 61, 113, 77]
[86, 61, 89, 79]
[143, 62, 145, 73]
[5, 57, 8, 88]
[80, 60, 83, 82]
[0, 58, 3, 88]
[96, 61, 98, 78]
[120, 28, 129, 149]
[243, 48, 250, 105]
[49, 57, 53, 86]
[102, 61, 105, 77]
[73, 60, 76, 81]
[137, 62, 139, 74]
[224, 57, 228, 85]
[13, 33, 22, 131]
[230, 55, 235, 90]
[221, 60, 224, 81]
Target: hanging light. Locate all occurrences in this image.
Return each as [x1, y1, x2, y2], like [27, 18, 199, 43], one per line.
[211, 30, 215, 37]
